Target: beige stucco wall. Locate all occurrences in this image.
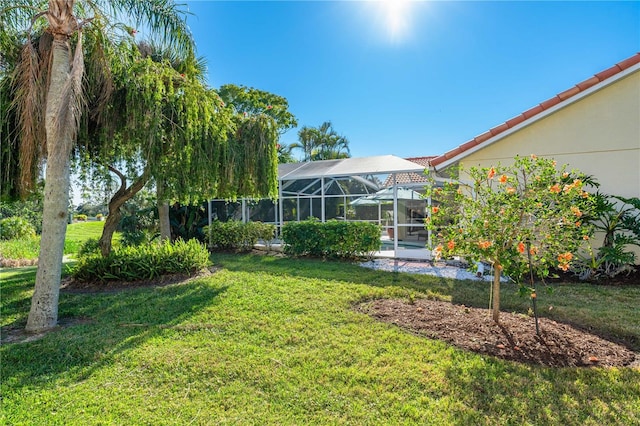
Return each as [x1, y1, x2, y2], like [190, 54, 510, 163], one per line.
[459, 69, 640, 200]
[455, 69, 640, 262]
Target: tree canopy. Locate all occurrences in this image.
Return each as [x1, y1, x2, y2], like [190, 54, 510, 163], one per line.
[428, 155, 595, 323]
[292, 121, 350, 161]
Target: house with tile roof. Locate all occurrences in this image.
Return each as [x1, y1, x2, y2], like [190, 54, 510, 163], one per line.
[428, 53, 640, 262]
[428, 53, 640, 201]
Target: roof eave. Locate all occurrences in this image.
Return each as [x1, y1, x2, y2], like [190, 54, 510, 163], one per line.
[431, 56, 640, 172]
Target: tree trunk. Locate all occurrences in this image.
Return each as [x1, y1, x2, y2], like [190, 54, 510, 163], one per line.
[98, 166, 149, 257]
[26, 35, 73, 332]
[157, 180, 171, 242]
[492, 263, 503, 324]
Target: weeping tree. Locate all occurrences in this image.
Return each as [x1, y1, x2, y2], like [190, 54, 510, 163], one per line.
[1, 0, 194, 333]
[75, 44, 281, 255]
[219, 84, 298, 166]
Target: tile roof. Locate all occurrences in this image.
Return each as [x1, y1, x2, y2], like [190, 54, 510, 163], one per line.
[429, 53, 640, 168]
[382, 156, 435, 187]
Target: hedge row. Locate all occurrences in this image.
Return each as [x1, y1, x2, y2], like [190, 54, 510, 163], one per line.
[72, 239, 209, 282]
[204, 221, 275, 252]
[282, 219, 381, 259]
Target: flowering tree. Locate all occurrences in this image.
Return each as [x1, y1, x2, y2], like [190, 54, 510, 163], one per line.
[428, 155, 594, 323]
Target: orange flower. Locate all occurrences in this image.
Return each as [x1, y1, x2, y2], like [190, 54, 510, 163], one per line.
[447, 240, 455, 250]
[581, 191, 589, 199]
[433, 244, 443, 260]
[530, 154, 537, 160]
[557, 252, 573, 262]
[529, 246, 538, 255]
[506, 187, 516, 195]
[583, 235, 590, 240]
[562, 172, 569, 178]
[478, 240, 492, 250]
[549, 184, 561, 194]
[487, 167, 496, 179]
[431, 206, 440, 214]
[570, 206, 582, 217]
[557, 252, 573, 271]
[499, 174, 508, 184]
[575, 221, 582, 227]
[517, 242, 525, 254]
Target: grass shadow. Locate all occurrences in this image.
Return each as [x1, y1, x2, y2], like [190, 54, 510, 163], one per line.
[213, 253, 640, 352]
[1, 278, 227, 390]
[440, 352, 640, 424]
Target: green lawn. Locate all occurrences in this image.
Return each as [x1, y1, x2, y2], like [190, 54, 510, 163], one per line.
[0, 221, 109, 261]
[1, 254, 639, 425]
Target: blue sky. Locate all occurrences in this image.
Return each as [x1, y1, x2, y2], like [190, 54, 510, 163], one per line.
[183, 1, 639, 160]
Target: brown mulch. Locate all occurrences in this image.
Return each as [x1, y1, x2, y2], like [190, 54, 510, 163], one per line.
[358, 298, 639, 368]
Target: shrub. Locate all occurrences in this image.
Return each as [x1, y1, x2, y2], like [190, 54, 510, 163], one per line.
[119, 205, 158, 246]
[282, 219, 381, 259]
[78, 238, 101, 257]
[0, 197, 44, 234]
[96, 213, 104, 221]
[169, 203, 209, 242]
[204, 221, 275, 252]
[573, 194, 640, 280]
[72, 238, 210, 282]
[74, 214, 88, 222]
[0, 216, 36, 240]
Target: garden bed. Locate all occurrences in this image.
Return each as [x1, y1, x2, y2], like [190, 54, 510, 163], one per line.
[359, 297, 638, 368]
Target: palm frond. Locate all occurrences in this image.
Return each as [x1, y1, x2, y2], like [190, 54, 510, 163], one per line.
[12, 38, 45, 196]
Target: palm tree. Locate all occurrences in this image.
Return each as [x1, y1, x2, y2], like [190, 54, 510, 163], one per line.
[1, 0, 194, 332]
[292, 121, 350, 161]
[292, 125, 319, 162]
[312, 121, 350, 160]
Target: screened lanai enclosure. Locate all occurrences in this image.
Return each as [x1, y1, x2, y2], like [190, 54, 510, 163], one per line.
[208, 155, 435, 256]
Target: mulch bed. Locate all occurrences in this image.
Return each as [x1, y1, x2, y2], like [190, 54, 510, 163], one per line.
[358, 298, 639, 368]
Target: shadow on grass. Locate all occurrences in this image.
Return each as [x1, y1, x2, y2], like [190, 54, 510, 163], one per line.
[213, 253, 640, 352]
[1, 279, 227, 390]
[441, 353, 640, 424]
[213, 252, 510, 304]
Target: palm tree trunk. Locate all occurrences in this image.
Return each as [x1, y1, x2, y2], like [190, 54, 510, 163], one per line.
[492, 263, 503, 324]
[26, 36, 73, 332]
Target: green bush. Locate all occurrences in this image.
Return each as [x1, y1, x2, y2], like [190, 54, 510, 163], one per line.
[0, 197, 44, 234]
[0, 216, 36, 240]
[74, 214, 88, 222]
[78, 238, 101, 257]
[204, 221, 275, 252]
[72, 238, 210, 282]
[282, 219, 381, 259]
